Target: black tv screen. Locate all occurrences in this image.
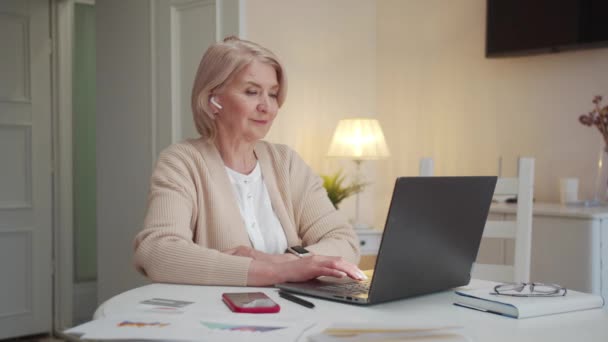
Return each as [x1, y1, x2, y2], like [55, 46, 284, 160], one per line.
[486, 0, 608, 57]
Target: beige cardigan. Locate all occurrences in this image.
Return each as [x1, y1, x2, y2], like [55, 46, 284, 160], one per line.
[133, 139, 360, 286]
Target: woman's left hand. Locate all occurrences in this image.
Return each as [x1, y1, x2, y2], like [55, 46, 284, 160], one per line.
[223, 245, 296, 263]
[245, 255, 366, 286]
[224, 246, 366, 286]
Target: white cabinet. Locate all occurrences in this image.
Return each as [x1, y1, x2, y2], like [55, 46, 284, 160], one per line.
[356, 228, 382, 255]
[488, 203, 607, 300]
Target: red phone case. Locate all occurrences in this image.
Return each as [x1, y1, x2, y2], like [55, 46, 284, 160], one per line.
[222, 292, 280, 313]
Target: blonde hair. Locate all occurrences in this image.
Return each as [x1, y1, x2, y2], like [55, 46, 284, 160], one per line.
[191, 36, 288, 140]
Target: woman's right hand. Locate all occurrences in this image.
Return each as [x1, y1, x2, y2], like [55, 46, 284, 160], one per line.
[247, 255, 367, 286]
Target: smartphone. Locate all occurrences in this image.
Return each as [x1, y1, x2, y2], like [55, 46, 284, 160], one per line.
[222, 292, 280, 313]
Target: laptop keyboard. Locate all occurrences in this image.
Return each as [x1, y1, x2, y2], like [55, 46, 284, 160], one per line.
[319, 280, 371, 295]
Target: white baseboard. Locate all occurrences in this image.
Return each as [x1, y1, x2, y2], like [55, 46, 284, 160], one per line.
[73, 281, 97, 325]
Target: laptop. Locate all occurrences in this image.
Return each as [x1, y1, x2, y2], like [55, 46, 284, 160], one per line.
[276, 176, 497, 305]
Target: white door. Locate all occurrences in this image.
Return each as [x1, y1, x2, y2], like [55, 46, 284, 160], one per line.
[0, 0, 53, 338]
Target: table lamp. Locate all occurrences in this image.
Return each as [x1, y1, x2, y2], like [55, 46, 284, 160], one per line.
[327, 118, 390, 229]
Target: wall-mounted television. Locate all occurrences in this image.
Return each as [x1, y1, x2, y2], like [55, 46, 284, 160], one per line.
[486, 0, 608, 57]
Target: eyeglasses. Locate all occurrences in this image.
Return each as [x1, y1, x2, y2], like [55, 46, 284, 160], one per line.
[492, 282, 567, 297]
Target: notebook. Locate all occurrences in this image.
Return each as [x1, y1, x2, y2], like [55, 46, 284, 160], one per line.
[454, 287, 604, 318]
[276, 176, 497, 305]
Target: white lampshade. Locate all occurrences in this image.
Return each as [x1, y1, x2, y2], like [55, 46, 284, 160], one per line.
[327, 118, 390, 160]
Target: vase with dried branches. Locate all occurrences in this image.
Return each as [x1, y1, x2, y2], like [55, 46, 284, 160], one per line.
[579, 95, 608, 204]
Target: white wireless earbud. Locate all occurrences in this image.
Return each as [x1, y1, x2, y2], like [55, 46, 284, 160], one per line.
[210, 97, 223, 109]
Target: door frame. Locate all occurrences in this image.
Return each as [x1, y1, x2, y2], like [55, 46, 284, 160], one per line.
[53, 0, 96, 333]
[51, 0, 76, 332]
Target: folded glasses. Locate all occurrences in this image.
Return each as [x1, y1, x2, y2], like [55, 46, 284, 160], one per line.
[492, 282, 567, 297]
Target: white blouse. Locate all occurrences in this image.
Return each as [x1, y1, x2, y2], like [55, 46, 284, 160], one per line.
[225, 162, 288, 254]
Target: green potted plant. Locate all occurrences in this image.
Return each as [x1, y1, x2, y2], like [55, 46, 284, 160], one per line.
[321, 170, 368, 208]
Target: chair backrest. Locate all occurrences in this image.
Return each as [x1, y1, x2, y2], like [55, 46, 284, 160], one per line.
[473, 157, 534, 283]
[418, 157, 535, 283]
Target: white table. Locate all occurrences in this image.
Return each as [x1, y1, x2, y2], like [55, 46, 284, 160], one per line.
[489, 202, 608, 300]
[93, 280, 608, 341]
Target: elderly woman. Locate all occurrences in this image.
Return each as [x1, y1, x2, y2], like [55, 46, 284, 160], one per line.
[134, 37, 364, 286]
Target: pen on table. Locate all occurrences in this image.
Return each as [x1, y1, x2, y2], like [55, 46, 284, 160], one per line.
[278, 290, 315, 309]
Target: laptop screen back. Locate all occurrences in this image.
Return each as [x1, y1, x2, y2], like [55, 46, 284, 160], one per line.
[368, 176, 496, 304]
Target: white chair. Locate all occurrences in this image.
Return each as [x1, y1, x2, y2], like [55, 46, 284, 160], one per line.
[419, 157, 535, 283]
[473, 157, 534, 283]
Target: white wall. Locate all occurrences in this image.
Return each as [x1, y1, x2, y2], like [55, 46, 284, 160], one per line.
[96, 0, 152, 302]
[245, 0, 378, 225]
[375, 0, 608, 229]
